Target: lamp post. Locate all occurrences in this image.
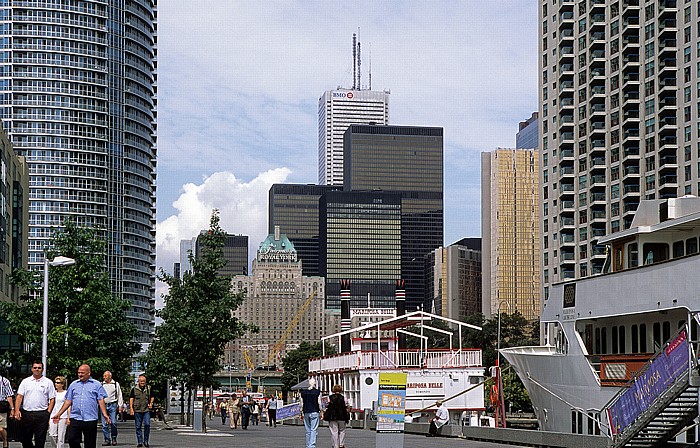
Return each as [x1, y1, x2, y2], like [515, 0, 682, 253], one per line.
[42, 256, 76, 370]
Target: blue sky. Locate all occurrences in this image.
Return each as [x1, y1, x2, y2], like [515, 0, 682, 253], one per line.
[154, 1, 539, 283]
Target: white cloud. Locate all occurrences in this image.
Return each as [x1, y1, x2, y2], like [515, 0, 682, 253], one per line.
[156, 168, 292, 279]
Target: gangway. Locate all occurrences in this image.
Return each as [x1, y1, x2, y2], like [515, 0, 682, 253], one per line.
[604, 325, 699, 447]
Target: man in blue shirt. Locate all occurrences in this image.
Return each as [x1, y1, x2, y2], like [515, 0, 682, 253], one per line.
[52, 364, 110, 448]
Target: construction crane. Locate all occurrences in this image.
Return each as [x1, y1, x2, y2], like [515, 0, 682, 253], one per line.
[264, 289, 318, 367]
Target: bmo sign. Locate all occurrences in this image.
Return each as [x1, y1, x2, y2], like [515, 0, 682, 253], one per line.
[332, 91, 354, 99]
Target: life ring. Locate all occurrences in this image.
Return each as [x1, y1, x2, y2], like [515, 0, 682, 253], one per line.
[489, 384, 499, 405]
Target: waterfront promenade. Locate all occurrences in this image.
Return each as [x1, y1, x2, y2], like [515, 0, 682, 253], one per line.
[26, 418, 528, 448]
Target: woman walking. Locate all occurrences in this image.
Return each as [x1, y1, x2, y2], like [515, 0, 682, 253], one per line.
[49, 376, 70, 448]
[323, 384, 350, 448]
[265, 395, 277, 427]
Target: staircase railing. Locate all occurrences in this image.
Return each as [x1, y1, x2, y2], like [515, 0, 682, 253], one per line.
[602, 326, 697, 447]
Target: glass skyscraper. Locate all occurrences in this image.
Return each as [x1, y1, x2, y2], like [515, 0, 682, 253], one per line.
[0, 1, 157, 341]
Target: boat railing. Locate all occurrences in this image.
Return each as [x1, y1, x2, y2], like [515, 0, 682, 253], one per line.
[309, 349, 482, 373]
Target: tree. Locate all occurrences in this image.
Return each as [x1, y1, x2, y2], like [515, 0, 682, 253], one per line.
[145, 210, 253, 429]
[280, 341, 336, 392]
[403, 318, 453, 349]
[0, 220, 138, 380]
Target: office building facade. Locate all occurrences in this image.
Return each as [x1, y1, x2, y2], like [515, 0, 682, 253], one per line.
[539, 0, 700, 300]
[228, 228, 337, 369]
[481, 149, 540, 320]
[268, 184, 342, 277]
[195, 233, 248, 277]
[320, 190, 402, 309]
[343, 124, 444, 310]
[0, 1, 158, 341]
[516, 112, 539, 149]
[318, 89, 389, 186]
[426, 239, 482, 322]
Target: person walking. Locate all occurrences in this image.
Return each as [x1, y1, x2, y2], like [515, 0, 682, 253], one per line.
[219, 399, 227, 425]
[299, 378, 322, 448]
[52, 364, 111, 448]
[100, 371, 123, 446]
[251, 401, 259, 425]
[323, 384, 350, 448]
[129, 374, 153, 448]
[228, 396, 240, 429]
[265, 395, 277, 428]
[14, 360, 56, 448]
[239, 390, 252, 429]
[427, 400, 449, 437]
[0, 370, 15, 448]
[49, 376, 70, 448]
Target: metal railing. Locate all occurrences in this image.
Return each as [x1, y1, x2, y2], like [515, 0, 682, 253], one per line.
[309, 349, 482, 373]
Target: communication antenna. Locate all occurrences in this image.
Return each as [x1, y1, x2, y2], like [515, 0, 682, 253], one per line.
[357, 32, 361, 90]
[352, 33, 357, 90]
[369, 43, 372, 91]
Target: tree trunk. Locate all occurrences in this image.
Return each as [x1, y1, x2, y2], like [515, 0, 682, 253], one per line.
[186, 387, 192, 427]
[202, 386, 207, 433]
[179, 382, 185, 425]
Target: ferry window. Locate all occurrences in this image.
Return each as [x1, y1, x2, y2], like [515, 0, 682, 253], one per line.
[673, 241, 685, 258]
[679, 320, 686, 329]
[587, 412, 595, 435]
[640, 324, 647, 352]
[627, 243, 638, 268]
[687, 237, 698, 254]
[578, 412, 583, 434]
[631, 324, 639, 353]
[663, 321, 671, 343]
[572, 411, 576, 433]
[595, 327, 601, 354]
[612, 326, 618, 354]
[654, 322, 661, 350]
[642, 243, 669, 264]
[619, 326, 626, 354]
[601, 327, 608, 354]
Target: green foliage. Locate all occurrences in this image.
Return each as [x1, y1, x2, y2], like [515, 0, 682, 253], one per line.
[403, 318, 453, 349]
[280, 341, 336, 392]
[461, 311, 538, 413]
[0, 220, 138, 381]
[146, 210, 253, 396]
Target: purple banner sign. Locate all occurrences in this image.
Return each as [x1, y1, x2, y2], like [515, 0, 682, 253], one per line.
[607, 331, 689, 435]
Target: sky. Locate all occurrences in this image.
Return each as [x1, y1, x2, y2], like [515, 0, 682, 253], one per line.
[154, 1, 539, 294]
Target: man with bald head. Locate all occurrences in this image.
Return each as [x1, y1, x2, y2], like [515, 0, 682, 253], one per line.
[52, 364, 110, 448]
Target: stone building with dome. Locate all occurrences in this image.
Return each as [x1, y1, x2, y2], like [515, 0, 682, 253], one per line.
[225, 226, 339, 371]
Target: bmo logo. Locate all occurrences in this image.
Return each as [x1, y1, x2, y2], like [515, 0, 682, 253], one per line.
[332, 91, 354, 99]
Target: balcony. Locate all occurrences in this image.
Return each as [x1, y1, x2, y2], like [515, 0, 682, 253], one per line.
[309, 349, 483, 373]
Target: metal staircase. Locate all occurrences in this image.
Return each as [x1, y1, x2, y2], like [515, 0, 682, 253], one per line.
[605, 327, 699, 447]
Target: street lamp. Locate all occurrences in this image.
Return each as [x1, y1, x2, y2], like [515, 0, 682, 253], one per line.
[42, 256, 76, 370]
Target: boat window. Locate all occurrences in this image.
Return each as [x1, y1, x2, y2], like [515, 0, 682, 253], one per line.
[663, 321, 671, 343]
[687, 237, 698, 255]
[640, 324, 647, 352]
[601, 327, 607, 354]
[642, 243, 669, 264]
[595, 327, 601, 354]
[673, 241, 685, 258]
[678, 320, 685, 329]
[619, 326, 625, 354]
[612, 326, 618, 354]
[627, 243, 638, 268]
[653, 322, 661, 350]
[631, 324, 638, 353]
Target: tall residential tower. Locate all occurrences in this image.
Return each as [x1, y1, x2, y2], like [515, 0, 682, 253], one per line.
[0, 1, 158, 341]
[540, 0, 700, 301]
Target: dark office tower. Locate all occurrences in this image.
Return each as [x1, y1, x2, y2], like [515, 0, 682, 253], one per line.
[268, 184, 342, 277]
[516, 112, 539, 149]
[320, 190, 401, 309]
[0, 2, 158, 342]
[195, 233, 248, 276]
[343, 124, 444, 310]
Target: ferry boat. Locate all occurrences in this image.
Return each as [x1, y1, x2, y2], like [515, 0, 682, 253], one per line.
[501, 197, 700, 445]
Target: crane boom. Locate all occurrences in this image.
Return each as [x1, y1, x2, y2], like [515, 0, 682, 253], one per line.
[265, 289, 317, 366]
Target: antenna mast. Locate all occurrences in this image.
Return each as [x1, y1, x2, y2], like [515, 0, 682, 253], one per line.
[357, 28, 361, 90]
[369, 43, 372, 91]
[352, 33, 357, 90]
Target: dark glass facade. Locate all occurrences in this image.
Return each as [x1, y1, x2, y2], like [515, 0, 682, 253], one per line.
[268, 184, 341, 277]
[343, 125, 443, 310]
[320, 190, 401, 309]
[195, 233, 248, 277]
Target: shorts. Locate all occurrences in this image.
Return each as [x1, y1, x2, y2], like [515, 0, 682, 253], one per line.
[0, 413, 6, 428]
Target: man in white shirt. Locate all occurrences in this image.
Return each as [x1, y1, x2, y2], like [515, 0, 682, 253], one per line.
[101, 371, 124, 446]
[15, 360, 56, 448]
[427, 400, 449, 437]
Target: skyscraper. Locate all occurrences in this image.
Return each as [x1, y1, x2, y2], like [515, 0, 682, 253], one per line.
[343, 124, 444, 310]
[481, 149, 540, 320]
[516, 112, 539, 149]
[268, 184, 342, 277]
[539, 0, 696, 300]
[194, 233, 248, 277]
[0, 2, 158, 341]
[318, 89, 389, 186]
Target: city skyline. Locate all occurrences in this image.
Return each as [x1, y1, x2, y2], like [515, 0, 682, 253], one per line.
[155, 2, 538, 300]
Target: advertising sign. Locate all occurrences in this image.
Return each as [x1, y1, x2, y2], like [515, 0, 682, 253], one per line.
[276, 402, 300, 421]
[607, 331, 689, 435]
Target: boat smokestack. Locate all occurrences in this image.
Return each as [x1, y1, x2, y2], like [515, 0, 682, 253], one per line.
[340, 279, 351, 353]
[395, 279, 406, 350]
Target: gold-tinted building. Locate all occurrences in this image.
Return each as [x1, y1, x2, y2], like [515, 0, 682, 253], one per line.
[481, 149, 540, 320]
